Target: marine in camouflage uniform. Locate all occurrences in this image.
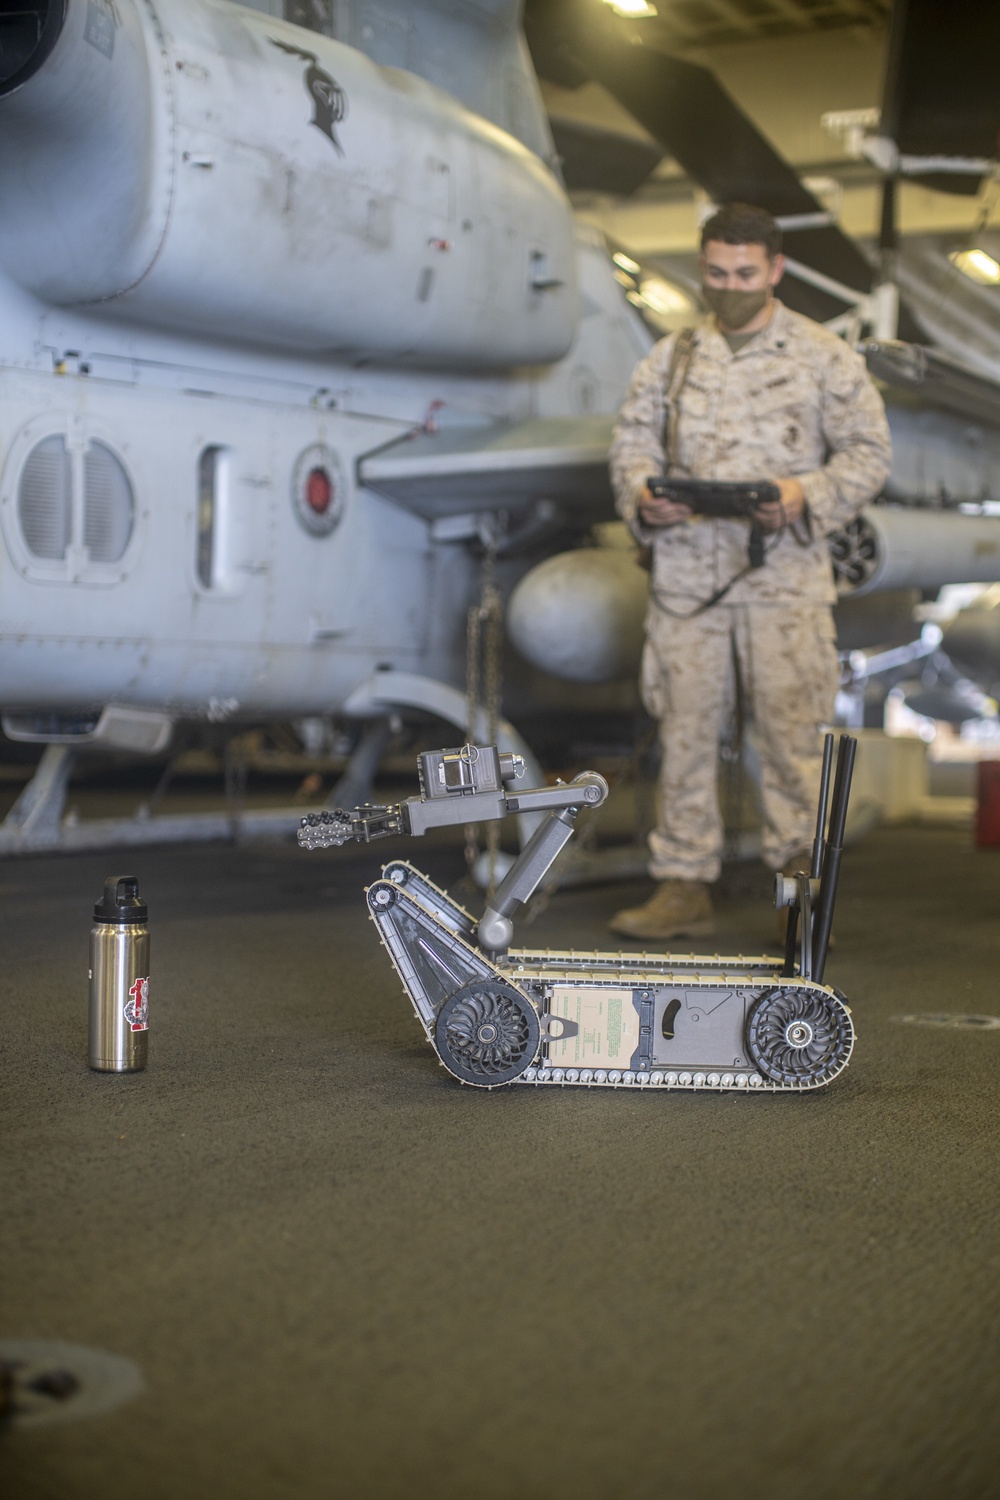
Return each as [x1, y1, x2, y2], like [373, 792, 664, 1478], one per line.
[609, 294, 891, 935]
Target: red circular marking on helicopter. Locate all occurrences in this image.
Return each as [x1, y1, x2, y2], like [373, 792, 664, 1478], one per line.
[305, 468, 333, 515]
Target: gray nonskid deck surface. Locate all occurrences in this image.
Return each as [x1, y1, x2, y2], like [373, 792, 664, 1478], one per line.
[1, 826, 999, 1499]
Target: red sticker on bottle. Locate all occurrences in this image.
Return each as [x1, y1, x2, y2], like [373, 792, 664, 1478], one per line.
[125, 977, 149, 1032]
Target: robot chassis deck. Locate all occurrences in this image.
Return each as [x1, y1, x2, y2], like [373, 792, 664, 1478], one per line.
[299, 735, 858, 1094]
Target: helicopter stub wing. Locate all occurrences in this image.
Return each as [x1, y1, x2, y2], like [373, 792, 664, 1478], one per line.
[864, 341, 1000, 429]
[357, 414, 615, 521]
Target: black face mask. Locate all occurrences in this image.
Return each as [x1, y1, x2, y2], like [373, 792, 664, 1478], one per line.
[702, 285, 771, 331]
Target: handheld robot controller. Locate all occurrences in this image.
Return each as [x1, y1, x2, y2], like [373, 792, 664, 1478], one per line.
[299, 735, 857, 1094]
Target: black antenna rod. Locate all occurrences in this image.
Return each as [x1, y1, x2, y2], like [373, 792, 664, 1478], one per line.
[781, 734, 834, 978]
[811, 732, 834, 881]
[811, 734, 857, 985]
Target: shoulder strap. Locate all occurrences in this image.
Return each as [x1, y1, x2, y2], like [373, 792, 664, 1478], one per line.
[661, 327, 696, 471]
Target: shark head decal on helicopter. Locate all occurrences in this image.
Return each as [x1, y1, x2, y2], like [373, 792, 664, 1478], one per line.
[270, 36, 347, 154]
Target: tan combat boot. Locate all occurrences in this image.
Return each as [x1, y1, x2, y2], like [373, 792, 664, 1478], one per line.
[609, 879, 715, 942]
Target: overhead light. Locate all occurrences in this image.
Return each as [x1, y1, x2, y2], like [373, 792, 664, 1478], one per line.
[949, 248, 1000, 286]
[638, 276, 692, 317]
[612, 252, 641, 274]
[602, 0, 658, 16]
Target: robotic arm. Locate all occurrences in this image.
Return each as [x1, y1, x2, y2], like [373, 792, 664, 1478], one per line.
[298, 743, 609, 953]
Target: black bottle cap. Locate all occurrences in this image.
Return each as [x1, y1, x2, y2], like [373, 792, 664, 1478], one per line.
[94, 875, 147, 924]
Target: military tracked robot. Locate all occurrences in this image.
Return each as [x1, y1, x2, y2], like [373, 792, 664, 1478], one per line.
[298, 734, 857, 1093]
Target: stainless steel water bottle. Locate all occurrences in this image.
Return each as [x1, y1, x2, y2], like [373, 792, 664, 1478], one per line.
[89, 875, 150, 1072]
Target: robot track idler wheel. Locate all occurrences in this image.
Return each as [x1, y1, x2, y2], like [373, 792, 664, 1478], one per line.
[746, 987, 853, 1087]
[434, 981, 539, 1088]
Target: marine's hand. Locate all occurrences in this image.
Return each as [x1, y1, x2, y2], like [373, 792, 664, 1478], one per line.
[638, 485, 693, 528]
[755, 477, 805, 532]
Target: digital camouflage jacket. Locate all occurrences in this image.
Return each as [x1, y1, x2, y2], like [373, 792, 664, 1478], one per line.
[609, 300, 893, 606]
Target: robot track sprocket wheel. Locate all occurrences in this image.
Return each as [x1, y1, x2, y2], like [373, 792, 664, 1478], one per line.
[746, 987, 853, 1087]
[434, 981, 539, 1088]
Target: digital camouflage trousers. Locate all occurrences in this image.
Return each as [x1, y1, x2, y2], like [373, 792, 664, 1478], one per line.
[640, 601, 841, 883]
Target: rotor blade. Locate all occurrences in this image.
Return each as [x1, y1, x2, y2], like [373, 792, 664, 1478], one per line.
[526, 1, 924, 339]
[549, 117, 663, 196]
[882, 0, 1000, 170]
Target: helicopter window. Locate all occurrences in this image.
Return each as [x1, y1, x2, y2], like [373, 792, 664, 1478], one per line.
[83, 442, 134, 564]
[197, 445, 223, 589]
[197, 445, 267, 594]
[18, 435, 72, 560]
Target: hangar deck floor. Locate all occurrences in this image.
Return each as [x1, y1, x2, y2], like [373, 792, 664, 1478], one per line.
[1, 821, 998, 1500]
